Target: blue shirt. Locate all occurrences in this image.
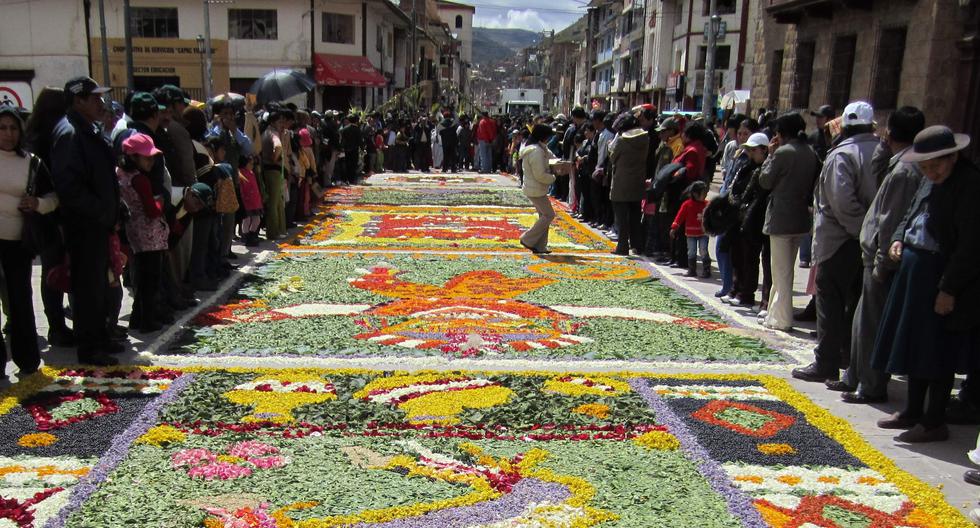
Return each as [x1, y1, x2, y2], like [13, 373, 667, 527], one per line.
[209, 125, 253, 157]
[903, 180, 940, 252]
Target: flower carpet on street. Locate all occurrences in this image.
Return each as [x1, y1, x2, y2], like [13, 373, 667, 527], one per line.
[321, 186, 532, 208]
[368, 172, 515, 187]
[175, 253, 782, 363]
[283, 205, 612, 252]
[0, 366, 967, 527]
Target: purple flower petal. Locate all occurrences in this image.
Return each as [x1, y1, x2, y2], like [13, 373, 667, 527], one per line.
[629, 377, 768, 528]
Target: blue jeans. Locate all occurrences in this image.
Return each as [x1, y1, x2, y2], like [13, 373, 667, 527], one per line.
[715, 234, 733, 293]
[687, 236, 709, 261]
[477, 140, 492, 172]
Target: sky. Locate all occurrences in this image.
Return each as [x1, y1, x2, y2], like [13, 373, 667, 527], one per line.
[471, 0, 585, 33]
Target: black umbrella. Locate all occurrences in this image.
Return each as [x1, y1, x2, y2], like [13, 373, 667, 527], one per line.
[248, 70, 316, 106]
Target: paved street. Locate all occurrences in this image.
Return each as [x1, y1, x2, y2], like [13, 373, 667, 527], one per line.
[3, 169, 976, 526]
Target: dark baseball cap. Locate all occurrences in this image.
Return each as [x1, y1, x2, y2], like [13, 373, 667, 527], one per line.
[64, 76, 111, 98]
[156, 85, 191, 105]
[130, 92, 166, 116]
[810, 105, 835, 119]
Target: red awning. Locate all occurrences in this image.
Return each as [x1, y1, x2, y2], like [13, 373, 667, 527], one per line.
[314, 54, 387, 87]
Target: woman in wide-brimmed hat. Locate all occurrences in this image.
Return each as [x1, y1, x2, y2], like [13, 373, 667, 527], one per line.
[872, 125, 980, 443]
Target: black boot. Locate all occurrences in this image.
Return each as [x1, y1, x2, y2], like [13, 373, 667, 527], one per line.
[685, 262, 697, 277]
[700, 257, 712, 278]
[794, 298, 817, 322]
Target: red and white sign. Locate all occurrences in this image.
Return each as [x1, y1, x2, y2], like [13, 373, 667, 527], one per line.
[0, 82, 33, 111]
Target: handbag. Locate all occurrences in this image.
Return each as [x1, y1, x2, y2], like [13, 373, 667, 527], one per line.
[46, 254, 71, 293]
[21, 154, 59, 257]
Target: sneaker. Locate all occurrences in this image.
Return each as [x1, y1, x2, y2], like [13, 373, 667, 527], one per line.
[714, 290, 731, 298]
[757, 310, 769, 319]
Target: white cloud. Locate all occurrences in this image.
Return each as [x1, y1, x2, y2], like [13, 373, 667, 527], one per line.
[474, 9, 580, 32]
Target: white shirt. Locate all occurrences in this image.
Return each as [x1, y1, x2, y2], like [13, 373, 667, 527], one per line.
[0, 149, 58, 241]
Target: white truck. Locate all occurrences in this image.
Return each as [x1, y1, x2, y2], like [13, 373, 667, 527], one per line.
[499, 88, 545, 117]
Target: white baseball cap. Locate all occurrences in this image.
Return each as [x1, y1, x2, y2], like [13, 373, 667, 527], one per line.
[842, 101, 874, 126]
[742, 132, 770, 148]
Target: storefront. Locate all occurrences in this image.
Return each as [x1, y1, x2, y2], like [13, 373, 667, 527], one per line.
[90, 37, 230, 100]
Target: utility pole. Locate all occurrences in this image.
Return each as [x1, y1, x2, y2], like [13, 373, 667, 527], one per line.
[411, 0, 418, 88]
[123, 0, 134, 91]
[203, 0, 214, 101]
[97, 0, 111, 92]
[701, 0, 717, 122]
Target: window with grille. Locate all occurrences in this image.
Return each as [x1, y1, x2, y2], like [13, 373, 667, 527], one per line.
[827, 34, 857, 112]
[377, 25, 383, 52]
[455, 15, 463, 28]
[769, 49, 783, 109]
[229, 9, 277, 40]
[872, 27, 907, 110]
[132, 7, 178, 38]
[323, 13, 355, 44]
[792, 41, 815, 109]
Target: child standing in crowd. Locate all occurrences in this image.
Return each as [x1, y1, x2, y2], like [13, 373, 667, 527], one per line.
[297, 128, 316, 220]
[117, 133, 169, 333]
[237, 156, 263, 247]
[671, 181, 710, 278]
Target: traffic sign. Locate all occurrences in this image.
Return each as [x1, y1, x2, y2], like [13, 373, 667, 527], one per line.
[0, 82, 33, 111]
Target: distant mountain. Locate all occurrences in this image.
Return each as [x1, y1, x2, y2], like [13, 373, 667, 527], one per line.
[472, 28, 542, 65]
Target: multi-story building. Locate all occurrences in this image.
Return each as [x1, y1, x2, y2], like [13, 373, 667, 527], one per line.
[751, 0, 980, 161]
[0, 0, 467, 113]
[586, 0, 624, 109]
[662, 0, 758, 112]
[576, 0, 756, 113]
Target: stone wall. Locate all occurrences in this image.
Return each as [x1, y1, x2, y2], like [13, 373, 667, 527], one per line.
[750, 0, 966, 127]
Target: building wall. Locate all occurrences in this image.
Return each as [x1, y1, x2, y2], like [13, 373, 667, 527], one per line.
[316, 0, 363, 56]
[0, 0, 90, 97]
[757, 0, 964, 128]
[96, 0, 311, 82]
[437, 6, 473, 65]
[670, 0, 755, 106]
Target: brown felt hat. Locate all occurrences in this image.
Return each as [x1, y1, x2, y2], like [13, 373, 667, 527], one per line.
[902, 125, 971, 162]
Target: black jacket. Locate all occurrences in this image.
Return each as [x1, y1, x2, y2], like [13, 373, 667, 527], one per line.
[561, 123, 577, 161]
[893, 157, 980, 330]
[340, 124, 362, 153]
[50, 111, 119, 232]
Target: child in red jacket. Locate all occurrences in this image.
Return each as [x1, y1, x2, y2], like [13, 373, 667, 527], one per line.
[670, 181, 710, 278]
